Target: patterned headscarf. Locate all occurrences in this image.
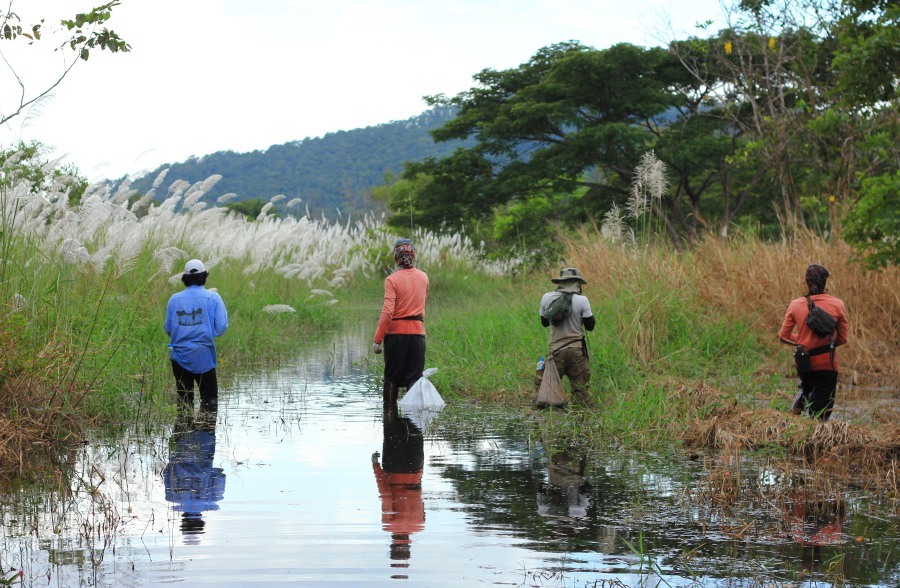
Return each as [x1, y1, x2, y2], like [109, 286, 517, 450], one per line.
[393, 238, 416, 269]
[805, 264, 829, 295]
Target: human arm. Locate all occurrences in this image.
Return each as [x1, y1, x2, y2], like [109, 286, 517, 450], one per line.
[778, 304, 798, 346]
[213, 294, 228, 337]
[578, 295, 595, 331]
[834, 301, 849, 347]
[373, 278, 397, 344]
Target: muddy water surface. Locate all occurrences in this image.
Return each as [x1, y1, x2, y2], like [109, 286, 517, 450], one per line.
[0, 330, 897, 587]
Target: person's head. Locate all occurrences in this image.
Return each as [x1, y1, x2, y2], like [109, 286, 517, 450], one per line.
[551, 267, 587, 292]
[805, 264, 829, 295]
[393, 238, 416, 269]
[181, 259, 209, 287]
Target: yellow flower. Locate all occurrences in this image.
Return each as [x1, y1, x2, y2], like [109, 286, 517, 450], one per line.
[725, 41, 733, 55]
[828, 195, 836, 203]
[768, 37, 776, 50]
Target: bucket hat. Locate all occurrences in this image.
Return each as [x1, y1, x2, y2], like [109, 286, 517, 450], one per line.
[551, 267, 586, 284]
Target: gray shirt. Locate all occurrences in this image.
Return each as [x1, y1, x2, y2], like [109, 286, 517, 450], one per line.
[540, 291, 593, 353]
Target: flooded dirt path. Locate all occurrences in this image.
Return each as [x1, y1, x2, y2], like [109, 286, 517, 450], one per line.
[0, 329, 897, 586]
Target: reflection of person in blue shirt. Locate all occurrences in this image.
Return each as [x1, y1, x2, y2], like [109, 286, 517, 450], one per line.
[163, 408, 225, 541]
[164, 259, 228, 409]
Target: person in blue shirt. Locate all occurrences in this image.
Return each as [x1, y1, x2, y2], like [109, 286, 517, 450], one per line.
[164, 259, 228, 409]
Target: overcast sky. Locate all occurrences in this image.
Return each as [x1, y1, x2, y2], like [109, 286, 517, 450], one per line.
[0, 1, 729, 181]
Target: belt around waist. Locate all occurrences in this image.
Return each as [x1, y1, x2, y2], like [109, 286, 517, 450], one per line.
[394, 315, 424, 322]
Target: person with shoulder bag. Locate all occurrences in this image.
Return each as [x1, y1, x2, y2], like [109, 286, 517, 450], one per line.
[535, 267, 596, 407]
[778, 264, 849, 420]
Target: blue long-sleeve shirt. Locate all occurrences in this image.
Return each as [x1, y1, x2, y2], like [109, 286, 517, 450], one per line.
[164, 285, 228, 374]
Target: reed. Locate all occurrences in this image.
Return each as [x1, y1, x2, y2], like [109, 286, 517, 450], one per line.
[0, 160, 515, 474]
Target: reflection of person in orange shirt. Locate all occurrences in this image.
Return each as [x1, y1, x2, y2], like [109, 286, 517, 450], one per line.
[786, 492, 846, 571]
[372, 410, 425, 568]
[779, 264, 849, 420]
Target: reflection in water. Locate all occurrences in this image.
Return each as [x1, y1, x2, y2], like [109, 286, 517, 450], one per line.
[372, 408, 425, 576]
[785, 492, 847, 572]
[163, 406, 226, 543]
[537, 443, 591, 520]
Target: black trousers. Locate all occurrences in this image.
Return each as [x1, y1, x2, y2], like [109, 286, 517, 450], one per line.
[798, 370, 838, 421]
[383, 334, 425, 389]
[171, 360, 218, 407]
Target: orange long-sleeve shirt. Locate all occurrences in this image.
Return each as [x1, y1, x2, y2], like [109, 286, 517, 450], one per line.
[372, 463, 425, 534]
[374, 268, 429, 344]
[779, 294, 849, 372]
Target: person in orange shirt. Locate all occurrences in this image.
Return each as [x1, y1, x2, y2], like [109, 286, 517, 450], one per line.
[372, 239, 429, 410]
[779, 264, 849, 420]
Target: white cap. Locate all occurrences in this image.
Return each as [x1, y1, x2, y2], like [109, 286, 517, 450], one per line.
[184, 259, 206, 275]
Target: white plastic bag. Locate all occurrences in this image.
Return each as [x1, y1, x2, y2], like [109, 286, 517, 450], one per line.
[398, 368, 445, 411]
[398, 368, 445, 430]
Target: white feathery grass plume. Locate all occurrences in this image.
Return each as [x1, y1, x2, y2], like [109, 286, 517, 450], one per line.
[270, 194, 286, 204]
[256, 202, 274, 221]
[600, 204, 629, 244]
[217, 193, 237, 204]
[90, 243, 114, 273]
[626, 181, 649, 219]
[59, 238, 89, 264]
[111, 179, 136, 205]
[115, 232, 145, 278]
[262, 304, 296, 314]
[130, 194, 152, 216]
[631, 150, 669, 207]
[308, 289, 334, 298]
[146, 168, 169, 200]
[153, 247, 189, 275]
[286, 197, 301, 208]
[183, 175, 222, 210]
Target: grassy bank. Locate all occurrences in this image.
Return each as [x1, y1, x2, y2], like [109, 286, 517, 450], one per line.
[0, 169, 510, 474]
[1, 164, 897, 488]
[423, 232, 898, 490]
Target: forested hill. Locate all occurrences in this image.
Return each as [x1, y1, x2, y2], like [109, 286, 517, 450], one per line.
[126, 107, 464, 218]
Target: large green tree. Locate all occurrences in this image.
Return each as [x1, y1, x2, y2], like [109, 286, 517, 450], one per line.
[672, 0, 898, 239]
[400, 42, 736, 248]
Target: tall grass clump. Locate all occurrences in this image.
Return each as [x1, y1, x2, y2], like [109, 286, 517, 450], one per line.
[0, 155, 514, 474]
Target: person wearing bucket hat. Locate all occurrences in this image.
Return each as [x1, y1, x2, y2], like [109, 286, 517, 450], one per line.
[165, 259, 229, 410]
[778, 264, 848, 421]
[536, 267, 595, 406]
[372, 239, 430, 411]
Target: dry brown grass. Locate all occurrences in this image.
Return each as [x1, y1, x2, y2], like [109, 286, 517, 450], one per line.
[668, 380, 900, 492]
[563, 229, 899, 381]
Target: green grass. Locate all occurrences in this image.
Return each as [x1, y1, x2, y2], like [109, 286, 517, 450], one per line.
[2, 218, 772, 454]
[421, 267, 773, 451]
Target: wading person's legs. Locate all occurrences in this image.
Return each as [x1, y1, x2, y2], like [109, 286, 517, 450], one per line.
[171, 360, 196, 406]
[196, 368, 218, 410]
[801, 371, 838, 421]
[556, 347, 591, 405]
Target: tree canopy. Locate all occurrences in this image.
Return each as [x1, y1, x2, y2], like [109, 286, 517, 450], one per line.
[386, 0, 897, 265]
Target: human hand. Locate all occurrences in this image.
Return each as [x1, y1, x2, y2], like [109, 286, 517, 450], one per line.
[372, 342, 382, 354]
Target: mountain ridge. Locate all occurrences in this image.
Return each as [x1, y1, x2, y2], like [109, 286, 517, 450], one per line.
[126, 106, 464, 218]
